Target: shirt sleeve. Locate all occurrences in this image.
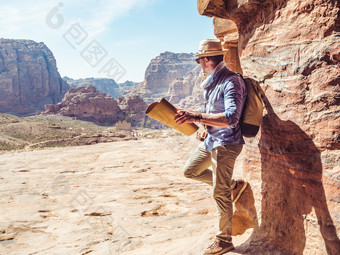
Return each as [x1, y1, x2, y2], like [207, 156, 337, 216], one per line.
[222, 76, 246, 127]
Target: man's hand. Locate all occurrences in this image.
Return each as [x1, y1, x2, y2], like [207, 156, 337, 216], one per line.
[174, 109, 201, 125]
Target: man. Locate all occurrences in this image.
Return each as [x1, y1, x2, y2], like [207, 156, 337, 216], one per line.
[174, 39, 248, 255]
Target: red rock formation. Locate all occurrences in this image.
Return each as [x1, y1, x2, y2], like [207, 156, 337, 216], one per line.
[143, 52, 196, 90]
[125, 52, 196, 104]
[168, 65, 204, 107]
[0, 39, 69, 116]
[45, 85, 125, 125]
[197, 0, 340, 254]
[117, 95, 148, 126]
[213, 18, 242, 73]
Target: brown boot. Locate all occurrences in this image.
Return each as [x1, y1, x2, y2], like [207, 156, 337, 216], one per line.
[204, 238, 234, 255]
[232, 180, 248, 203]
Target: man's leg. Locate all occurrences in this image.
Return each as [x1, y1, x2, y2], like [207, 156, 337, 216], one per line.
[211, 144, 243, 242]
[183, 142, 213, 186]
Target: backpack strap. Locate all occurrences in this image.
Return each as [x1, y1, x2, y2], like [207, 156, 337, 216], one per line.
[238, 73, 265, 98]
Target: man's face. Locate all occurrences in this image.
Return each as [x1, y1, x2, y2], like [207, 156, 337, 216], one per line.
[198, 57, 208, 74]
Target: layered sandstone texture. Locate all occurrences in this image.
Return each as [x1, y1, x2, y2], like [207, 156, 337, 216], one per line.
[169, 65, 205, 110]
[0, 39, 69, 116]
[117, 95, 148, 126]
[198, 0, 340, 254]
[125, 52, 196, 104]
[44, 85, 125, 125]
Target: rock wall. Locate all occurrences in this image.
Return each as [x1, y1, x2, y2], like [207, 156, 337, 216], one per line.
[169, 65, 205, 110]
[168, 65, 200, 102]
[0, 39, 69, 116]
[117, 95, 148, 126]
[143, 51, 196, 90]
[197, 0, 340, 254]
[45, 85, 124, 125]
[125, 51, 196, 104]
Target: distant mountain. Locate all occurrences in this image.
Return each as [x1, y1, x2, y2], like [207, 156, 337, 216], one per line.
[63, 77, 139, 99]
[124, 51, 197, 104]
[63, 77, 120, 99]
[168, 65, 204, 110]
[118, 80, 140, 94]
[0, 38, 200, 120]
[0, 39, 69, 116]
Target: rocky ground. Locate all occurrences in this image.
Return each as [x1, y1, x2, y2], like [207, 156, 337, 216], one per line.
[0, 114, 136, 152]
[0, 131, 254, 255]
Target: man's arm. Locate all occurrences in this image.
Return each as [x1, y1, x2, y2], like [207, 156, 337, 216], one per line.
[174, 110, 229, 127]
[174, 75, 246, 128]
[177, 108, 202, 114]
[199, 112, 229, 127]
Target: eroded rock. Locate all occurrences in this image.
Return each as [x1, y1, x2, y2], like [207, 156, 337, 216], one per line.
[125, 51, 196, 104]
[0, 39, 69, 116]
[45, 85, 125, 125]
[117, 95, 148, 126]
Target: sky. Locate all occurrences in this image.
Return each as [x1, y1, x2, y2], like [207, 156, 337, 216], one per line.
[0, 0, 215, 83]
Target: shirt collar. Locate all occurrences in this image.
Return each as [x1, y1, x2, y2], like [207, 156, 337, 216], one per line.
[211, 61, 227, 78]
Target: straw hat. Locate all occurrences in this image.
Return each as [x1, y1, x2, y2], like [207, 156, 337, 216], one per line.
[194, 39, 227, 59]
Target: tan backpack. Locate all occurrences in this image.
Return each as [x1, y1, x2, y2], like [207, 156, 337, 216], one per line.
[239, 75, 264, 138]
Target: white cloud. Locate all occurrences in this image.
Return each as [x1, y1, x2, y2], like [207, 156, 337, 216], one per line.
[0, 1, 51, 35]
[0, 0, 159, 81]
[0, 0, 154, 38]
[76, 0, 153, 36]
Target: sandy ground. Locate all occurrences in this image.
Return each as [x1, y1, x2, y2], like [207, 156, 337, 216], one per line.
[0, 135, 252, 255]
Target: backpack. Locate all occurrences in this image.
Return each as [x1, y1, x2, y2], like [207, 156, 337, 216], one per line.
[238, 74, 264, 138]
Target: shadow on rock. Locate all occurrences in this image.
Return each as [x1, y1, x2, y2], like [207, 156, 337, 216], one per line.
[236, 96, 340, 255]
[232, 183, 258, 237]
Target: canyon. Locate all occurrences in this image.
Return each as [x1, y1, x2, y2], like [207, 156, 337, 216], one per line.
[0, 1, 338, 254]
[0, 39, 199, 125]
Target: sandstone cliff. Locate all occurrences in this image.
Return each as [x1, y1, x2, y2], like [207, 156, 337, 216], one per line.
[117, 95, 148, 126]
[0, 39, 69, 116]
[143, 51, 196, 90]
[125, 51, 196, 104]
[168, 65, 205, 110]
[44, 85, 124, 125]
[198, 0, 340, 254]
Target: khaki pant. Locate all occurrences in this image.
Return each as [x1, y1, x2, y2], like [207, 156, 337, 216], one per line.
[183, 142, 243, 242]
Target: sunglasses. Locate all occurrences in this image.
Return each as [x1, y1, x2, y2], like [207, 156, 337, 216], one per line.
[195, 57, 203, 64]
